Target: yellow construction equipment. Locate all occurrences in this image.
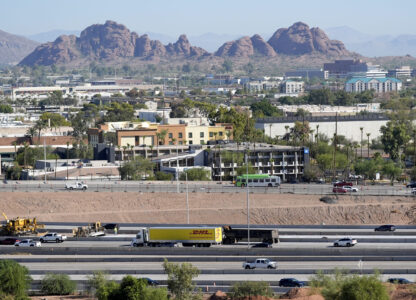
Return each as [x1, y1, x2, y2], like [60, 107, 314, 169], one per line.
[1, 212, 45, 236]
[72, 221, 105, 237]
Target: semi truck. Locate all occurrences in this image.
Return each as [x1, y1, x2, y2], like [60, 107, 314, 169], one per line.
[131, 226, 223, 247]
[222, 226, 279, 244]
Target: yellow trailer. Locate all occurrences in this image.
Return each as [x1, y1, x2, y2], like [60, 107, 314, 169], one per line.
[131, 226, 222, 247]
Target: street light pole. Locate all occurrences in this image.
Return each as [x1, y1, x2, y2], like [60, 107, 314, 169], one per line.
[176, 142, 179, 193]
[246, 149, 250, 248]
[186, 171, 189, 224]
[43, 137, 47, 183]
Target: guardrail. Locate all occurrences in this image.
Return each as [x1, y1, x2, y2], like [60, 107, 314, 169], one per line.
[0, 182, 412, 196]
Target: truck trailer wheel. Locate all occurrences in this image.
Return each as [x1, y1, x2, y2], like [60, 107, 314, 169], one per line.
[245, 265, 250, 269]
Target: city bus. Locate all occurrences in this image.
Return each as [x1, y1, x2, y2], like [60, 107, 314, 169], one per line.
[235, 174, 281, 188]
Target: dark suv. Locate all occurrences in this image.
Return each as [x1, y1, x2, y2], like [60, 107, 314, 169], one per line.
[387, 278, 412, 284]
[279, 278, 307, 287]
[406, 182, 416, 188]
[375, 225, 396, 232]
[251, 242, 272, 248]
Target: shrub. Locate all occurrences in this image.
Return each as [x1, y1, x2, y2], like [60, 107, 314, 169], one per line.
[310, 270, 389, 300]
[228, 281, 274, 298]
[163, 259, 201, 300]
[0, 260, 32, 300]
[41, 273, 76, 295]
[155, 171, 173, 181]
[86, 271, 109, 296]
[179, 168, 210, 181]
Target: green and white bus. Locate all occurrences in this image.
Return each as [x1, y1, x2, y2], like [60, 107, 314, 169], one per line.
[235, 174, 281, 188]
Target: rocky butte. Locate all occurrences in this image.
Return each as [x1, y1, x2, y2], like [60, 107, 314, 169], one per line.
[19, 20, 353, 66]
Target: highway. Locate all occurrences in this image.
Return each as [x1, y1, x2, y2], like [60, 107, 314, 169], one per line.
[0, 180, 412, 196]
[1, 223, 416, 293]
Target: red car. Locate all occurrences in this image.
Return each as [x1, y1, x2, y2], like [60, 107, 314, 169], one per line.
[0, 238, 20, 245]
[333, 181, 353, 187]
[333, 187, 347, 193]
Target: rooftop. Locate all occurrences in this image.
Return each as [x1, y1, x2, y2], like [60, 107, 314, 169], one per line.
[346, 77, 401, 84]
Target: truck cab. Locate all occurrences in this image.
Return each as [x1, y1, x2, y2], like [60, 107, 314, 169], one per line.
[131, 228, 148, 247]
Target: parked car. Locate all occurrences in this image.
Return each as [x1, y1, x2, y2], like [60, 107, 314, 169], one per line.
[251, 242, 272, 248]
[40, 232, 67, 243]
[103, 223, 120, 231]
[333, 187, 347, 194]
[406, 182, 416, 188]
[333, 181, 353, 187]
[375, 225, 396, 232]
[388, 278, 412, 284]
[343, 186, 359, 192]
[243, 258, 277, 269]
[412, 188, 416, 195]
[0, 238, 20, 245]
[279, 278, 307, 287]
[139, 278, 160, 286]
[65, 181, 88, 190]
[333, 238, 357, 247]
[15, 239, 41, 247]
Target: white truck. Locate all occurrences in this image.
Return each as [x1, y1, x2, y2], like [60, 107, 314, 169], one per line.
[242, 258, 277, 269]
[65, 181, 88, 190]
[40, 232, 67, 243]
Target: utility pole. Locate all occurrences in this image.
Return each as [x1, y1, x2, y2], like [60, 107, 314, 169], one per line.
[186, 171, 189, 224]
[333, 113, 338, 180]
[66, 142, 69, 180]
[43, 137, 47, 183]
[360, 127, 364, 158]
[246, 149, 250, 248]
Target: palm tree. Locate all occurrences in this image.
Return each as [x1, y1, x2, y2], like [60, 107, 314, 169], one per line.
[26, 127, 37, 145]
[12, 141, 17, 159]
[366, 133, 371, 158]
[126, 143, 131, 160]
[226, 130, 232, 142]
[122, 146, 127, 161]
[130, 145, 134, 160]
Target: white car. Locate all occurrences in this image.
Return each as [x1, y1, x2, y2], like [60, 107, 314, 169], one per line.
[65, 181, 88, 190]
[40, 232, 67, 243]
[242, 258, 277, 269]
[343, 186, 359, 192]
[411, 188, 416, 195]
[333, 238, 357, 247]
[14, 239, 41, 247]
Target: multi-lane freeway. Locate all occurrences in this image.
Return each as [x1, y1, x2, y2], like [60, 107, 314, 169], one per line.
[0, 180, 412, 196]
[1, 224, 416, 293]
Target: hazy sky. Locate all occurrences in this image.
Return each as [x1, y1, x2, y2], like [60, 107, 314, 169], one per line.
[1, 0, 414, 36]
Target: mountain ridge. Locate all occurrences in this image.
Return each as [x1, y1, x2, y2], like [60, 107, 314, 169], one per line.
[19, 20, 353, 66]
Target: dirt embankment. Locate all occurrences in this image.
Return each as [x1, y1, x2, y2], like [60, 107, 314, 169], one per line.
[1, 192, 415, 225]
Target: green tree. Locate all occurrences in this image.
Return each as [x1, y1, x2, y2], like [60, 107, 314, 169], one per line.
[236, 163, 256, 176]
[119, 157, 154, 180]
[0, 260, 32, 300]
[102, 102, 135, 123]
[250, 99, 282, 118]
[39, 112, 70, 129]
[163, 259, 202, 300]
[339, 275, 389, 300]
[222, 59, 233, 73]
[228, 281, 274, 298]
[41, 273, 76, 295]
[126, 88, 139, 98]
[155, 171, 174, 181]
[382, 160, 402, 184]
[179, 168, 210, 181]
[308, 88, 335, 105]
[0, 104, 13, 113]
[380, 120, 411, 160]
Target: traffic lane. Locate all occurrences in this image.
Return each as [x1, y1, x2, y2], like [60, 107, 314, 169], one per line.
[29, 273, 416, 282]
[20, 260, 416, 271]
[5, 241, 416, 249]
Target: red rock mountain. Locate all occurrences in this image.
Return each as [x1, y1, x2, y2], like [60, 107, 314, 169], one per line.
[19, 21, 352, 65]
[20, 21, 208, 65]
[267, 22, 350, 56]
[215, 35, 276, 57]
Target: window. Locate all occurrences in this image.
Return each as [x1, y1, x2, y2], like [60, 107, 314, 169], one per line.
[271, 179, 276, 183]
[219, 131, 223, 136]
[248, 179, 253, 183]
[188, 132, 193, 138]
[169, 141, 173, 145]
[200, 132, 204, 138]
[253, 179, 258, 183]
[178, 133, 183, 138]
[265, 179, 270, 183]
[189, 141, 193, 145]
[200, 140, 204, 144]
[179, 141, 183, 145]
[209, 132, 214, 137]
[168, 133, 173, 138]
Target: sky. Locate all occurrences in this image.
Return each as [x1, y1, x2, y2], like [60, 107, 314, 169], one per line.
[1, 0, 415, 37]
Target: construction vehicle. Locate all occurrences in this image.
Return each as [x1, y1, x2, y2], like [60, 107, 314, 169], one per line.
[222, 226, 279, 244]
[131, 226, 223, 247]
[72, 221, 105, 237]
[0, 212, 45, 236]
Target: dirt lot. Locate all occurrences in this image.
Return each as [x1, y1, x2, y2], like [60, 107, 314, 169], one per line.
[1, 191, 415, 225]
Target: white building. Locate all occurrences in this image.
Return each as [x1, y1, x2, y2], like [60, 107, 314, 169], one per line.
[256, 114, 389, 143]
[345, 77, 402, 93]
[280, 80, 305, 94]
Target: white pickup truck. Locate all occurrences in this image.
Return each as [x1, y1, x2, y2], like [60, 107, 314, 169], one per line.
[65, 181, 88, 190]
[242, 258, 277, 269]
[40, 232, 67, 243]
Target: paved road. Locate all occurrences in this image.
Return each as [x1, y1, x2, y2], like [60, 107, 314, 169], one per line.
[0, 180, 412, 196]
